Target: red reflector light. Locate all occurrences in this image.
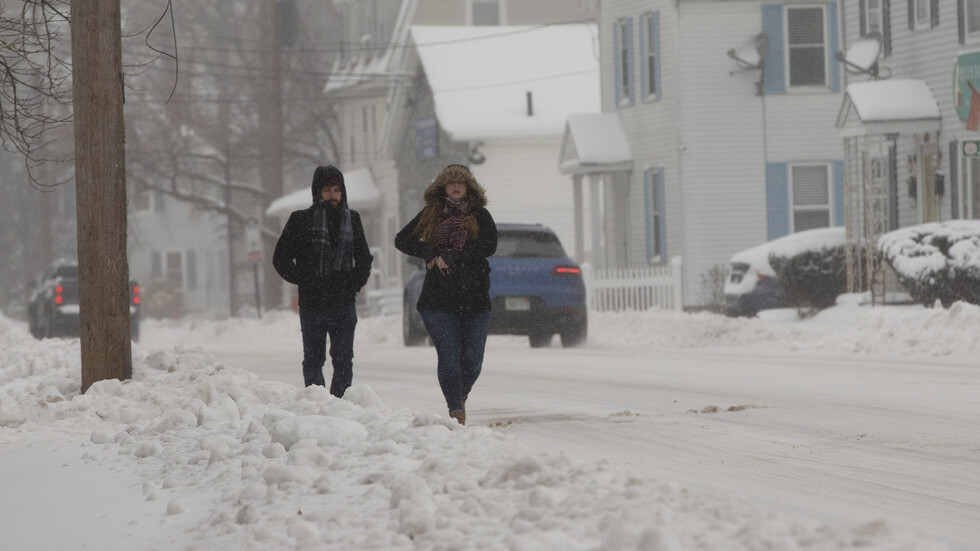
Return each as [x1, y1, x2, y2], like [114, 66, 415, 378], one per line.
[133, 285, 140, 294]
[55, 285, 63, 294]
[551, 265, 581, 276]
[55, 295, 63, 305]
[132, 285, 140, 305]
[133, 297, 141, 305]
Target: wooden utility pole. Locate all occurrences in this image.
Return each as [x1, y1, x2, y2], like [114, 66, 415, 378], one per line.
[70, 0, 132, 392]
[261, 1, 285, 310]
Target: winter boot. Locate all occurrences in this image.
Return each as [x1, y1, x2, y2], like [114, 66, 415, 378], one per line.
[450, 410, 465, 425]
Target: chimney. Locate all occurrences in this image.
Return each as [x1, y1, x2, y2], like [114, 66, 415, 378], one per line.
[526, 91, 534, 117]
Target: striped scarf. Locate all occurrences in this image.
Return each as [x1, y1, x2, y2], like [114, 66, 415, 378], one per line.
[312, 202, 353, 274]
[432, 197, 468, 253]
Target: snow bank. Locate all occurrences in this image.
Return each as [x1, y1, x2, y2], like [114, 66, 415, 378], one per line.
[0, 306, 954, 550]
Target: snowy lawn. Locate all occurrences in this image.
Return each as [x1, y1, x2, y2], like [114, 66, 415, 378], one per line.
[1, 297, 976, 550]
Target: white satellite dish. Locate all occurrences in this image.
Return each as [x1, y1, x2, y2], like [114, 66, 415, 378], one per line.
[835, 33, 889, 80]
[727, 33, 768, 72]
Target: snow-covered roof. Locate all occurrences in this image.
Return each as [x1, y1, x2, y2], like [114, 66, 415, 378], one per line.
[836, 79, 941, 137]
[410, 24, 600, 141]
[266, 167, 382, 217]
[558, 113, 632, 174]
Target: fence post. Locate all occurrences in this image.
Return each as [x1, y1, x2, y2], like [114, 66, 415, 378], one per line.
[670, 255, 683, 310]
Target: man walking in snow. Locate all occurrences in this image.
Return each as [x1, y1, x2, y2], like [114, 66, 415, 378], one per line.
[273, 165, 373, 397]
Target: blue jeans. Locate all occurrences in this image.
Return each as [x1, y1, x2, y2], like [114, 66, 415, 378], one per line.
[298, 304, 357, 397]
[419, 309, 490, 413]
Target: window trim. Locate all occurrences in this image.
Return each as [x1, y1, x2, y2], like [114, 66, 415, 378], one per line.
[640, 11, 661, 102]
[613, 17, 635, 108]
[789, 162, 833, 231]
[784, 4, 829, 91]
[967, 0, 980, 40]
[467, 0, 505, 26]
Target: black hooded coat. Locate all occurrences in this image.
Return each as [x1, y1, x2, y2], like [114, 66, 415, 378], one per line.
[273, 166, 373, 310]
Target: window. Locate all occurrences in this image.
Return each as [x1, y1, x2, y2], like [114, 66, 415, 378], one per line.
[470, 0, 501, 26]
[644, 168, 666, 263]
[613, 18, 634, 107]
[915, 0, 930, 27]
[166, 252, 184, 289]
[786, 6, 826, 88]
[641, 11, 661, 101]
[791, 164, 831, 231]
[185, 250, 198, 291]
[968, 0, 980, 36]
[863, 0, 884, 36]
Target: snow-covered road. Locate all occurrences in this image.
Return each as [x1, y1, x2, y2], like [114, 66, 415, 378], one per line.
[209, 335, 980, 551]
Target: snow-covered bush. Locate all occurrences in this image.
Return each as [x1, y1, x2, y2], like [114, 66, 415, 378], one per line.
[768, 227, 847, 311]
[878, 221, 980, 307]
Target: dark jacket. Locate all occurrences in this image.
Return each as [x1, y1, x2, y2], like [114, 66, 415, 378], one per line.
[273, 166, 373, 311]
[395, 206, 497, 313]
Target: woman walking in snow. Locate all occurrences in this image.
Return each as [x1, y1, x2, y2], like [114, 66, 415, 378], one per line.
[394, 164, 497, 425]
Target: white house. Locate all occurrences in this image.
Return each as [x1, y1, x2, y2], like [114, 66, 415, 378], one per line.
[570, 0, 847, 308]
[317, 0, 599, 311]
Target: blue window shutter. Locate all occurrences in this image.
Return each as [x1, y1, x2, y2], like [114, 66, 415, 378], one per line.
[626, 17, 635, 106]
[656, 167, 667, 258]
[828, 2, 841, 93]
[832, 160, 845, 226]
[762, 5, 785, 95]
[949, 141, 960, 219]
[908, 0, 915, 31]
[653, 12, 662, 99]
[766, 162, 790, 239]
[639, 16, 649, 98]
[959, 0, 967, 45]
[613, 22, 623, 105]
[859, 0, 867, 35]
[931, 0, 939, 27]
[883, 0, 892, 56]
[644, 169, 654, 261]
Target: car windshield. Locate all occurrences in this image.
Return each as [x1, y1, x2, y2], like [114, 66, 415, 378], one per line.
[493, 231, 566, 258]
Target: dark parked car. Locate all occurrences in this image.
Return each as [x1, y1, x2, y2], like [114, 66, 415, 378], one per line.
[28, 260, 142, 340]
[403, 223, 587, 347]
[724, 227, 845, 316]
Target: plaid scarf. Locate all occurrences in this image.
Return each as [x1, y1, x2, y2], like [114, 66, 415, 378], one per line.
[312, 202, 353, 274]
[432, 197, 468, 253]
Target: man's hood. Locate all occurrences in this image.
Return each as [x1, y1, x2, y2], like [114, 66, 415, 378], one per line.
[311, 165, 347, 207]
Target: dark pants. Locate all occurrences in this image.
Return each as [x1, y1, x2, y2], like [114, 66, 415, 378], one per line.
[298, 304, 357, 397]
[419, 308, 490, 413]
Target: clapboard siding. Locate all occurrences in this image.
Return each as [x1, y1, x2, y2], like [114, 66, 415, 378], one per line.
[598, 1, 847, 306]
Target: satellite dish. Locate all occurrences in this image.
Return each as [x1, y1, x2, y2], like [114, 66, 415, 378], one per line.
[835, 33, 889, 80]
[727, 33, 769, 72]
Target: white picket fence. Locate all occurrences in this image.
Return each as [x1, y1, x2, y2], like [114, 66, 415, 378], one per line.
[582, 256, 683, 312]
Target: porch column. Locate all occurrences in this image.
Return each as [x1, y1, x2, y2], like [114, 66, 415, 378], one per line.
[572, 174, 585, 262]
[589, 174, 604, 270]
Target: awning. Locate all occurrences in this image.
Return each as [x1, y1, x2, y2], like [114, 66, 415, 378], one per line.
[836, 79, 941, 138]
[266, 167, 382, 217]
[558, 113, 632, 175]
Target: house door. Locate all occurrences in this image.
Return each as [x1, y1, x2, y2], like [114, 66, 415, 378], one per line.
[919, 144, 940, 222]
[964, 154, 980, 219]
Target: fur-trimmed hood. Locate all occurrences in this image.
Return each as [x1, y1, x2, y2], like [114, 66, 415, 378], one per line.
[422, 164, 487, 209]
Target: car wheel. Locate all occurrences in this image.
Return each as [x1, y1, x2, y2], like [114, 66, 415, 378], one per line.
[402, 301, 426, 346]
[528, 331, 552, 348]
[560, 313, 587, 348]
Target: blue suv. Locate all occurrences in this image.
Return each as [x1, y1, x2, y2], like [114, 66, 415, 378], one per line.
[403, 223, 587, 347]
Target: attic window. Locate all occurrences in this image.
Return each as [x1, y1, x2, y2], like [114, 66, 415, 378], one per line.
[471, 0, 501, 26]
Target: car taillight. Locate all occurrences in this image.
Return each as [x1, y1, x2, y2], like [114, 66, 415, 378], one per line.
[551, 265, 581, 276]
[54, 284, 63, 305]
[132, 285, 140, 306]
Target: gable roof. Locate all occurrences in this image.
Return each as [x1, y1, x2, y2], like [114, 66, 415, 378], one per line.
[836, 79, 941, 137]
[559, 113, 632, 174]
[410, 24, 600, 141]
[266, 168, 382, 217]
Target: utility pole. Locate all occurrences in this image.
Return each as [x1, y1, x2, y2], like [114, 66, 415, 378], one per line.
[70, 0, 132, 392]
[261, 1, 286, 310]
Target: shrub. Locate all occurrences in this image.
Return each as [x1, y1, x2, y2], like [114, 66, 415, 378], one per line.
[879, 221, 980, 307]
[769, 245, 847, 311]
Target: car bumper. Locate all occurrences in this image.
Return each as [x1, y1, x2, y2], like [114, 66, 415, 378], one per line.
[489, 296, 585, 335]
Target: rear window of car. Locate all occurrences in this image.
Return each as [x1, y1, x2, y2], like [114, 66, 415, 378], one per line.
[493, 231, 566, 258]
